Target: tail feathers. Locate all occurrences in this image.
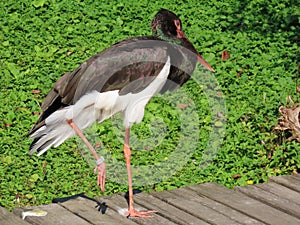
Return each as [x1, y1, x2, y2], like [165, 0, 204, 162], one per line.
[29, 92, 100, 156]
[29, 120, 76, 156]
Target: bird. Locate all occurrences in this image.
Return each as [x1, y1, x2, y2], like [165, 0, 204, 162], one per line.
[28, 9, 214, 218]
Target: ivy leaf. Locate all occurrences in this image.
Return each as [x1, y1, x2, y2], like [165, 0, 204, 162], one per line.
[32, 0, 46, 8]
[6, 62, 19, 77]
[29, 174, 40, 183]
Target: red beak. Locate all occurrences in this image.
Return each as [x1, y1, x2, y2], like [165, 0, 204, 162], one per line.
[177, 30, 215, 72]
[197, 54, 215, 72]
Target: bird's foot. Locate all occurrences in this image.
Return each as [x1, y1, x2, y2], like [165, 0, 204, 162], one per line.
[94, 162, 106, 193]
[125, 209, 157, 218]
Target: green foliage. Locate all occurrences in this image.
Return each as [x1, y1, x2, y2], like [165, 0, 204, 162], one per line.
[0, 0, 299, 211]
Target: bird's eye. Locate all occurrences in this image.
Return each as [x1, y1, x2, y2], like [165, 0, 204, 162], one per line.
[174, 19, 181, 30]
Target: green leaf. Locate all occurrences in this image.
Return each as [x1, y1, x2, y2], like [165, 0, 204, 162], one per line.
[214, 121, 224, 127]
[2, 156, 12, 164]
[29, 174, 40, 183]
[32, 0, 46, 8]
[6, 62, 19, 77]
[25, 193, 34, 199]
[2, 41, 10, 46]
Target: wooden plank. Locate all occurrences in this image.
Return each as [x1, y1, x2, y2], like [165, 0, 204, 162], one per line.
[188, 182, 300, 225]
[0, 206, 31, 225]
[96, 193, 179, 225]
[60, 196, 138, 225]
[235, 184, 300, 218]
[152, 187, 265, 225]
[130, 192, 210, 225]
[13, 204, 91, 225]
[257, 182, 300, 206]
[292, 174, 300, 180]
[269, 175, 300, 192]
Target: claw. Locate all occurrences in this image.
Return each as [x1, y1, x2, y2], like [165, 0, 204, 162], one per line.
[94, 162, 106, 193]
[125, 209, 157, 218]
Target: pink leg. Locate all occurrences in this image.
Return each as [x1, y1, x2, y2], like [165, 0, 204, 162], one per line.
[67, 119, 106, 193]
[123, 128, 156, 218]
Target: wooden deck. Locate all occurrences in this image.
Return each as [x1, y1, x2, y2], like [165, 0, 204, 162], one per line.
[1, 174, 300, 225]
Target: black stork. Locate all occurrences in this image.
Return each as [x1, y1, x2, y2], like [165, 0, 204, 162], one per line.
[28, 9, 214, 218]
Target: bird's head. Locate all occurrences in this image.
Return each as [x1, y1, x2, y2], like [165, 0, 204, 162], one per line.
[151, 9, 183, 40]
[151, 9, 215, 72]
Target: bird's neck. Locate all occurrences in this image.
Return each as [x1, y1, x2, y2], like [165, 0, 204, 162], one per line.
[155, 29, 182, 45]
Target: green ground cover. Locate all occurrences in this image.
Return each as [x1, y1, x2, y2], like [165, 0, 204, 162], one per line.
[0, 0, 299, 210]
